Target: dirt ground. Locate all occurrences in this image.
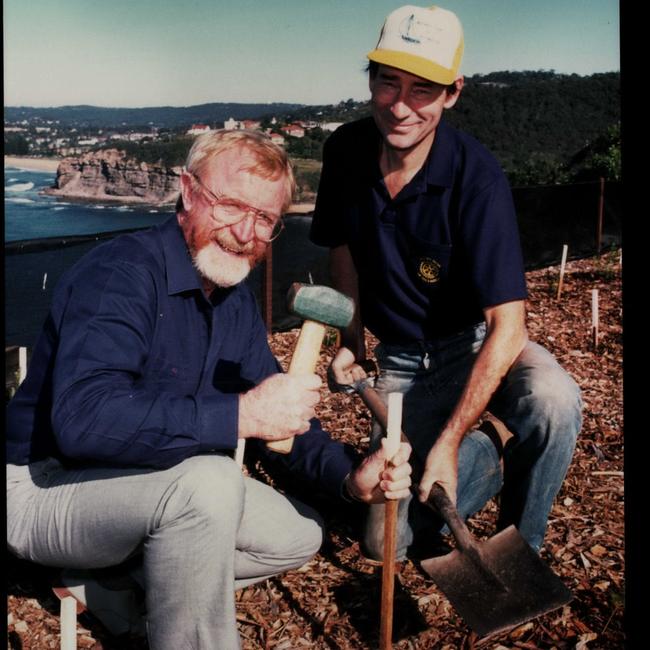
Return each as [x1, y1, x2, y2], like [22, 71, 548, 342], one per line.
[7, 250, 624, 649]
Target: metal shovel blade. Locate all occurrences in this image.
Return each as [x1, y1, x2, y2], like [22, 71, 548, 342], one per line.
[420, 485, 573, 637]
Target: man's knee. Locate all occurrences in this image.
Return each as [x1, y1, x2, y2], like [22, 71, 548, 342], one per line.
[292, 511, 324, 564]
[362, 503, 410, 562]
[524, 368, 582, 440]
[268, 496, 324, 564]
[362, 521, 385, 561]
[156, 455, 245, 529]
[506, 343, 582, 438]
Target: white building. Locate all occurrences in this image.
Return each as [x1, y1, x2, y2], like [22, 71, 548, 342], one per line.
[284, 124, 305, 138]
[320, 122, 345, 132]
[128, 132, 153, 141]
[223, 118, 241, 131]
[187, 124, 211, 136]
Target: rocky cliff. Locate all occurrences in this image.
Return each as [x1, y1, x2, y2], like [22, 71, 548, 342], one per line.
[47, 149, 182, 204]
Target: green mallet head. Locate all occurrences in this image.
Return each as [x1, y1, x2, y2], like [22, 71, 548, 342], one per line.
[286, 283, 354, 329]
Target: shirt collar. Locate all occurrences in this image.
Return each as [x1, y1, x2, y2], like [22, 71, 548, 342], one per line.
[423, 120, 455, 189]
[370, 118, 455, 203]
[159, 216, 203, 295]
[159, 215, 244, 311]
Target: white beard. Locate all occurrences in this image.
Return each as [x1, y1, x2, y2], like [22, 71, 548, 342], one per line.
[193, 241, 252, 288]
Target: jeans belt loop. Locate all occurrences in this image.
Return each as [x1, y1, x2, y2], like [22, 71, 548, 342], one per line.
[417, 340, 432, 369]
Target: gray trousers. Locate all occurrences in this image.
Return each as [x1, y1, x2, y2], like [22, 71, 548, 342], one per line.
[7, 454, 324, 649]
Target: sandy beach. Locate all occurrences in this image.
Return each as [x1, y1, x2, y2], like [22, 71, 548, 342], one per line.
[5, 156, 61, 173]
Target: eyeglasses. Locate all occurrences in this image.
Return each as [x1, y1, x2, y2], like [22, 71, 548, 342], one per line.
[190, 172, 285, 243]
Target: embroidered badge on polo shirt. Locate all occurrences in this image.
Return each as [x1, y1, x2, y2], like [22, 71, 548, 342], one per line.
[417, 257, 441, 284]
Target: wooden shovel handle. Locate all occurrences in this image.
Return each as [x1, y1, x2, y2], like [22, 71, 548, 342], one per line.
[426, 483, 478, 555]
[379, 392, 402, 650]
[380, 498, 398, 650]
[266, 319, 327, 454]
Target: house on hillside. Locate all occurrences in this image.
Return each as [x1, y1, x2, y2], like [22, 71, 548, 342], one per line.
[320, 122, 344, 132]
[187, 124, 211, 136]
[223, 118, 241, 131]
[269, 132, 286, 146]
[284, 124, 305, 138]
[127, 132, 153, 141]
[242, 120, 262, 131]
[224, 118, 262, 131]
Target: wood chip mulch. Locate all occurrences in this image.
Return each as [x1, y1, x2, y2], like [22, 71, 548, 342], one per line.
[7, 250, 624, 649]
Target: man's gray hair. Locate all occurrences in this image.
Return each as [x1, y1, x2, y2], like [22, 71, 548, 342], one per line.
[177, 129, 295, 213]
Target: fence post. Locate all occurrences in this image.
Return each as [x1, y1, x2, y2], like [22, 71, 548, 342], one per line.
[592, 289, 599, 349]
[556, 245, 568, 300]
[597, 177, 605, 257]
[262, 244, 273, 334]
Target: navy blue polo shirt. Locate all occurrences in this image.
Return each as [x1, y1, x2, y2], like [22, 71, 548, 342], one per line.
[310, 117, 527, 343]
[7, 217, 356, 496]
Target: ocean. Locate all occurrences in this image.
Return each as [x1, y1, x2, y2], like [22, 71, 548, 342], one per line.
[4, 165, 326, 348]
[5, 166, 174, 242]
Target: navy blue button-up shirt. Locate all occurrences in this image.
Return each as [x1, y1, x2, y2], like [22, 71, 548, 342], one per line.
[7, 217, 356, 496]
[311, 118, 528, 342]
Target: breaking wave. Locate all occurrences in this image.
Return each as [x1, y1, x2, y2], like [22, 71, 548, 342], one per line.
[5, 182, 35, 192]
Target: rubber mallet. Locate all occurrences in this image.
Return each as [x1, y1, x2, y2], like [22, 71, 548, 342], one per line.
[266, 282, 354, 454]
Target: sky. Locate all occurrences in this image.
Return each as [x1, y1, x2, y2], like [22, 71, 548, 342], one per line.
[3, 0, 620, 108]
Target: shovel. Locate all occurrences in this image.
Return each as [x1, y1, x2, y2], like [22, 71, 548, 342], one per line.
[420, 483, 573, 637]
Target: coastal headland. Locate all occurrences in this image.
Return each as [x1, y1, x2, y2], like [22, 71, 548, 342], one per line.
[46, 149, 182, 205]
[5, 153, 314, 213]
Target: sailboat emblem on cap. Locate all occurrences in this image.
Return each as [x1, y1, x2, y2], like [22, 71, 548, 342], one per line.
[399, 14, 435, 44]
[400, 14, 420, 43]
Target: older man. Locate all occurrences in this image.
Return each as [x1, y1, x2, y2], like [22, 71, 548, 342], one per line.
[311, 5, 582, 559]
[6, 129, 411, 649]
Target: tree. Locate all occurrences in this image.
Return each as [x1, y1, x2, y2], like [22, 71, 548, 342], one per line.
[5, 133, 30, 155]
[568, 123, 621, 182]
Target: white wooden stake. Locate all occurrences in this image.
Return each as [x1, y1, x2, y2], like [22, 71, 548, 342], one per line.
[60, 595, 77, 650]
[556, 244, 568, 300]
[42, 272, 48, 290]
[234, 438, 246, 468]
[18, 347, 28, 385]
[386, 393, 403, 461]
[592, 289, 599, 349]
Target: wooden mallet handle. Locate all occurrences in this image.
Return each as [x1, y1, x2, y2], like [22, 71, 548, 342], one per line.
[265, 283, 354, 455]
[266, 320, 327, 454]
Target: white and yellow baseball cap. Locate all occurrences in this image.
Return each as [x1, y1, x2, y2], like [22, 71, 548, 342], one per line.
[367, 5, 464, 84]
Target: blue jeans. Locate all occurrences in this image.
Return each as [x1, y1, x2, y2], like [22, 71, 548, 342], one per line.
[363, 323, 582, 558]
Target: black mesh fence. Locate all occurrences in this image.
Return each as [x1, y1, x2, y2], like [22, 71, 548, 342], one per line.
[5, 181, 622, 347]
[513, 180, 621, 268]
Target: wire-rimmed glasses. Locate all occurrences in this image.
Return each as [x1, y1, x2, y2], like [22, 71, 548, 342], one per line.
[190, 172, 285, 243]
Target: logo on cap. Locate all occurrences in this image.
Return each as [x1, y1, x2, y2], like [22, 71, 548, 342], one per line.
[399, 13, 435, 45]
[367, 5, 464, 85]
